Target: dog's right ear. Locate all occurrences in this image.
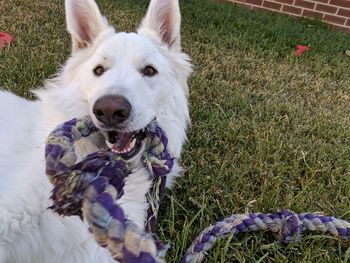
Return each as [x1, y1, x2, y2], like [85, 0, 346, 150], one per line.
[138, 0, 182, 51]
[65, 0, 108, 52]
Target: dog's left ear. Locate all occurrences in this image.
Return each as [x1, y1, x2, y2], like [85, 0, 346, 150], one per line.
[65, 0, 109, 52]
[138, 0, 181, 51]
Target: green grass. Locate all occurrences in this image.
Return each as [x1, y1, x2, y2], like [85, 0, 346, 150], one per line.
[1, 0, 350, 261]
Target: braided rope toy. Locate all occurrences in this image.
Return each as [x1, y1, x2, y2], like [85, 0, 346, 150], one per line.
[45, 116, 171, 262]
[182, 210, 350, 262]
[45, 116, 350, 263]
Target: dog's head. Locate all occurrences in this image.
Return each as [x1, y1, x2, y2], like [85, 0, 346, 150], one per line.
[52, 0, 192, 160]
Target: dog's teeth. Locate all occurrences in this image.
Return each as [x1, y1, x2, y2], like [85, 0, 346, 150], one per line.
[130, 138, 136, 150]
[105, 140, 114, 149]
[111, 145, 133, 155]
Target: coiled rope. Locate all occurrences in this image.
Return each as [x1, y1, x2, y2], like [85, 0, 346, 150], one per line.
[45, 116, 350, 263]
[181, 210, 350, 262]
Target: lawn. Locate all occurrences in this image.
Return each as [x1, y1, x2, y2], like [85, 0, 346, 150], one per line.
[1, 0, 350, 262]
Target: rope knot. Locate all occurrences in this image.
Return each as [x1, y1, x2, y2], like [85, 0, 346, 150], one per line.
[45, 116, 174, 262]
[275, 210, 303, 243]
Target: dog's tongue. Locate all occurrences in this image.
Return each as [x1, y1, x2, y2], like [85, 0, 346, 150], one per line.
[116, 132, 133, 148]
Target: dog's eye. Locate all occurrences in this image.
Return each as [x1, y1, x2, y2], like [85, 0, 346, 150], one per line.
[143, 65, 158, 77]
[93, 65, 105, 76]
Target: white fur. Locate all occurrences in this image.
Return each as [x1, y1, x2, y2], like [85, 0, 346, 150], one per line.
[0, 0, 192, 262]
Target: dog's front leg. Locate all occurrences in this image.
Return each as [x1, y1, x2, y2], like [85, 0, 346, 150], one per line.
[116, 167, 152, 228]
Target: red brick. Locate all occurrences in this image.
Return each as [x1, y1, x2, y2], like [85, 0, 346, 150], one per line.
[274, 0, 293, 4]
[282, 4, 303, 15]
[295, 0, 316, 9]
[245, 0, 263, 5]
[329, 0, 350, 8]
[251, 5, 278, 12]
[338, 8, 350, 17]
[328, 24, 350, 33]
[312, 0, 329, 2]
[302, 9, 324, 19]
[263, 0, 282, 10]
[240, 3, 254, 9]
[316, 3, 338, 13]
[251, 5, 266, 10]
[346, 19, 350, 26]
[324, 14, 346, 24]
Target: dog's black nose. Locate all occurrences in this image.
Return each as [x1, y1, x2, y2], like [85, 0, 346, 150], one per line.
[92, 95, 131, 127]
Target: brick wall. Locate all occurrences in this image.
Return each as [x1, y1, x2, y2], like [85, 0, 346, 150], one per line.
[227, 0, 350, 33]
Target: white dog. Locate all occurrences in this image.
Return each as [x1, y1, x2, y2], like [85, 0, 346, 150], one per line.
[0, 0, 192, 261]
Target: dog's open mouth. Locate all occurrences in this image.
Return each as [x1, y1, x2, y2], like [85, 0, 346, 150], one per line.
[105, 129, 147, 159]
